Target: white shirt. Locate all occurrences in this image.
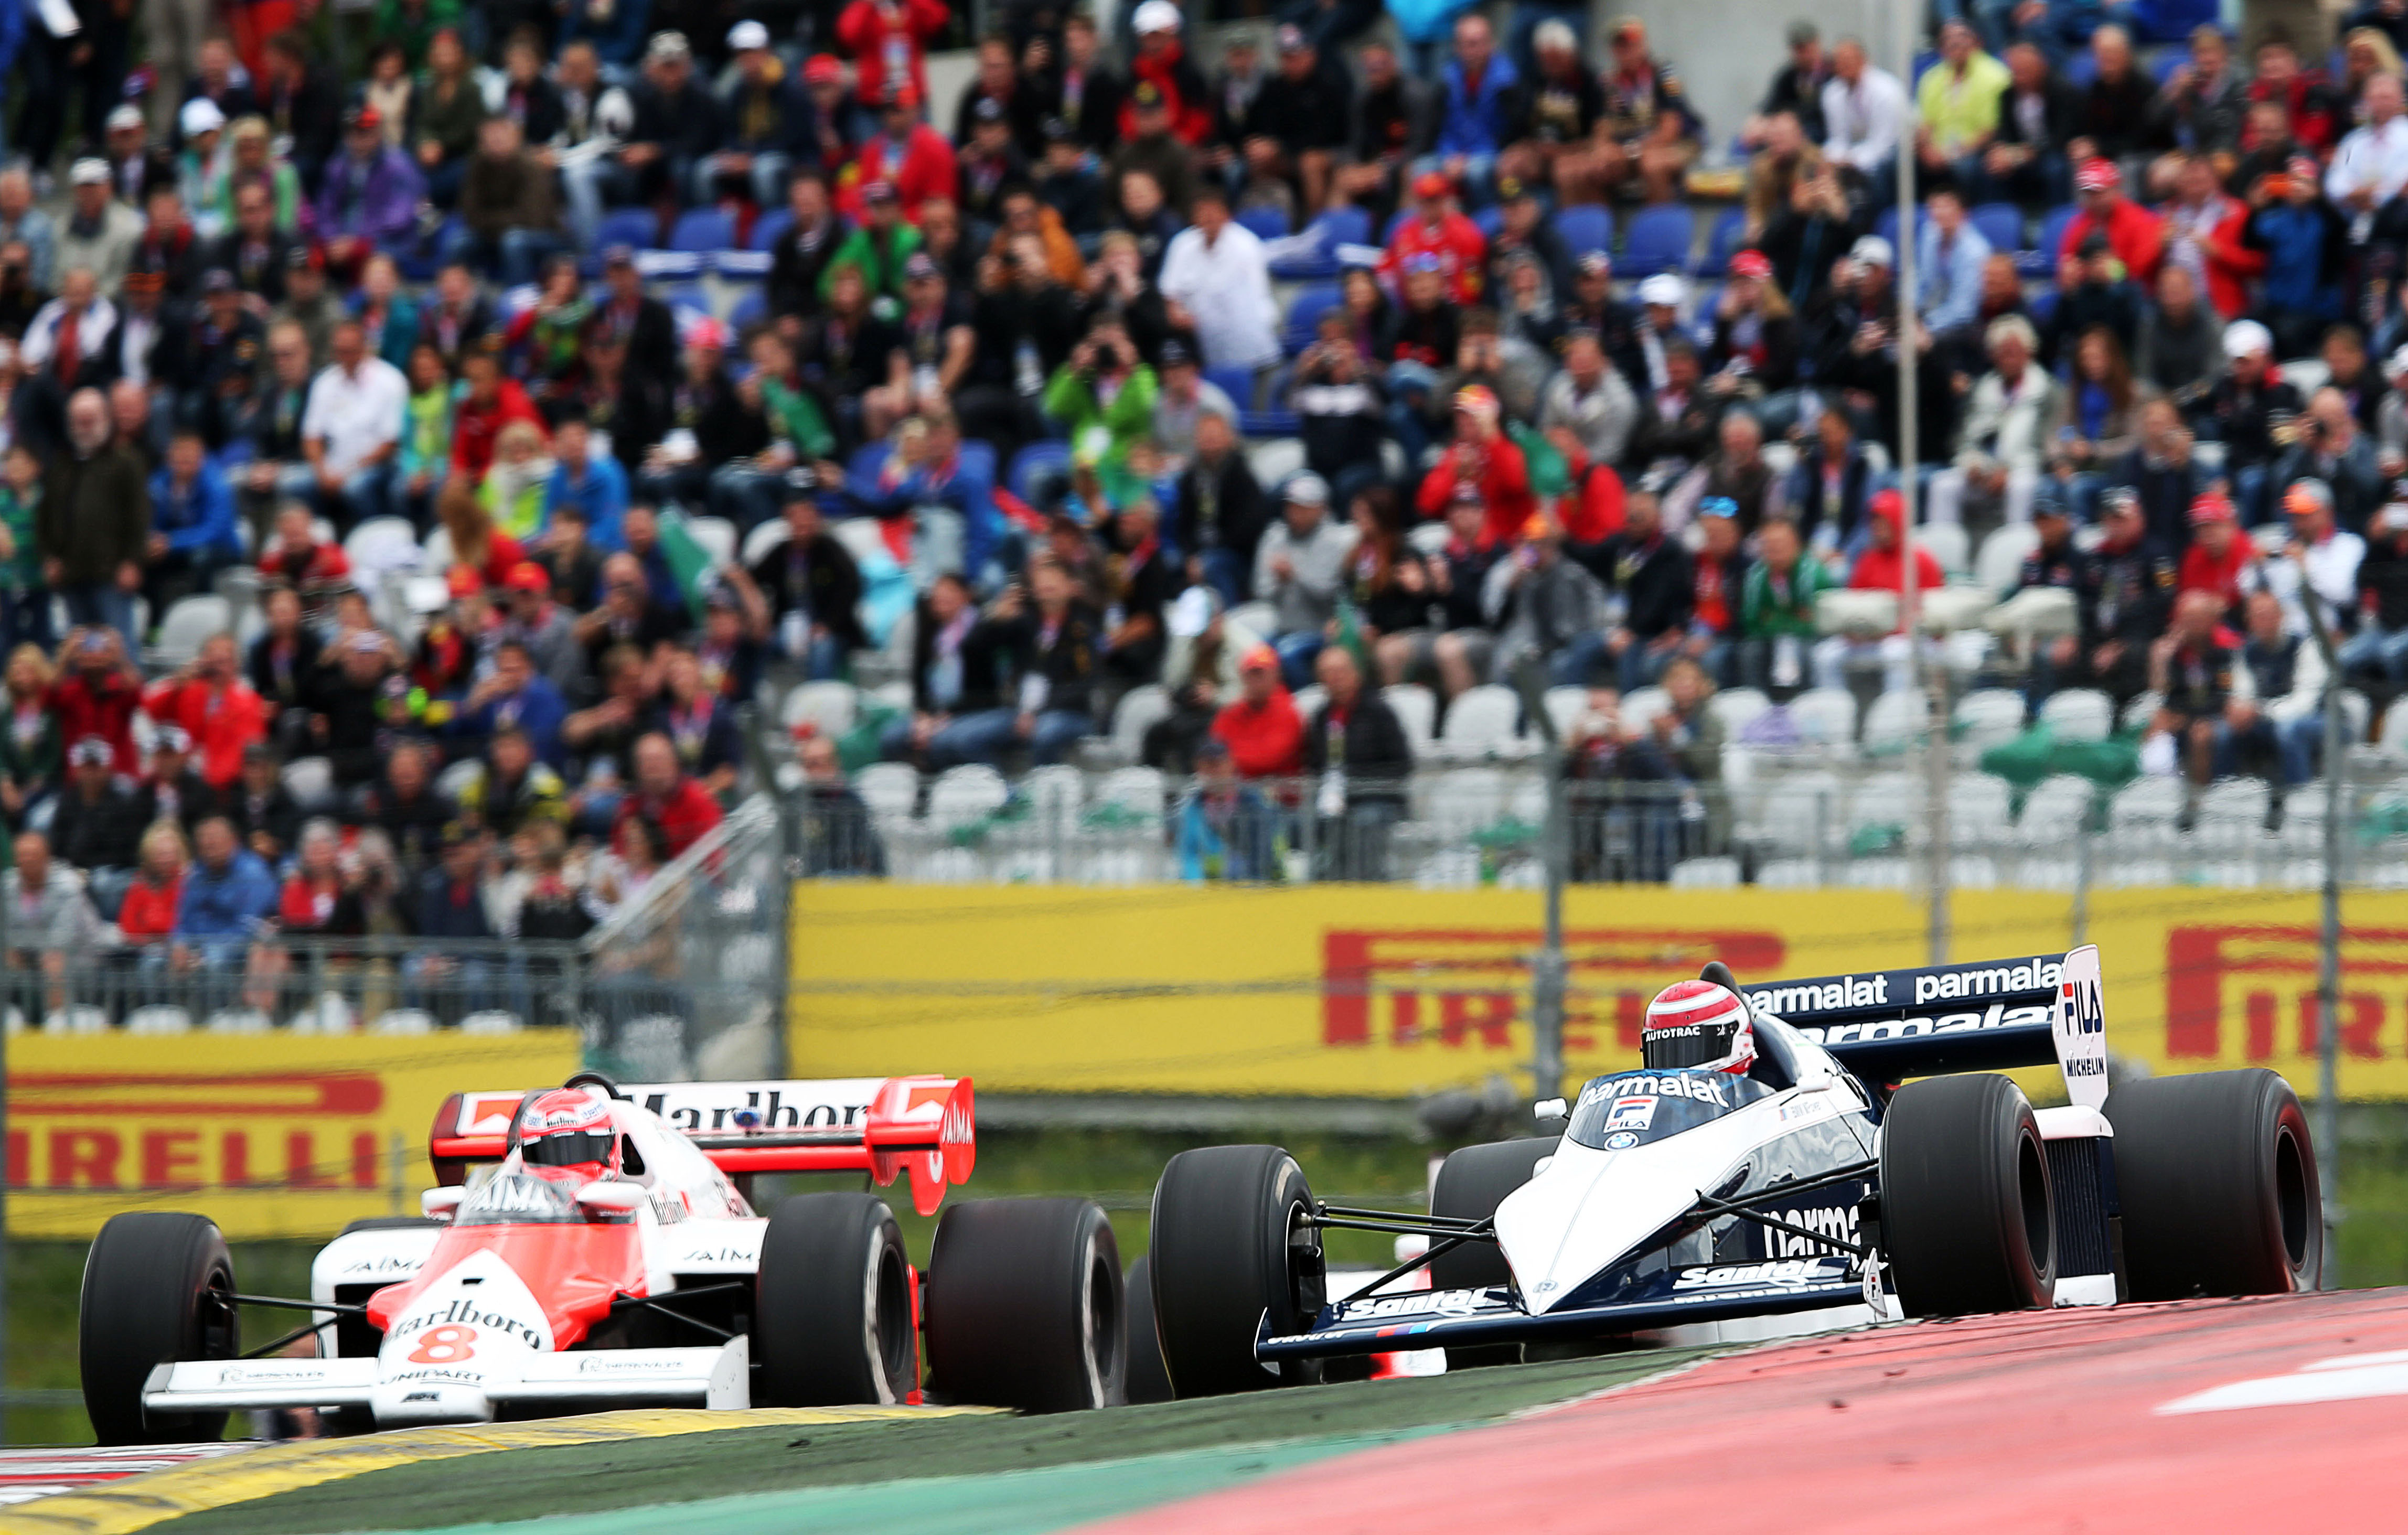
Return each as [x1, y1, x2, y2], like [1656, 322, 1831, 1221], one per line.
[1158, 221, 1282, 372]
[1821, 66, 1909, 173]
[2252, 529, 2366, 637]
[2326, 115, 2408, 205]
[19, 294, 116, 373]
[301, 355, 409, 478]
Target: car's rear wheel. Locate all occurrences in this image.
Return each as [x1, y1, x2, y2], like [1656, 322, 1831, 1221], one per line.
[1149, 1145, 1325, 1397]
[1429, 1136, 1558, 1368]
[754, 1193, 916, 1405]
[80, 1212, 239, 1445]
[2107, 1069, 2321, 1298]
[1122, 1255, 1174, 1404]
[1879, 1074, 2056, 1317]
[924, 1197, 1123, 1412]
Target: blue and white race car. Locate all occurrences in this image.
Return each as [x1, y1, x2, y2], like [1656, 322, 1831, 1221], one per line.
[1144, 947, 2323, 1395]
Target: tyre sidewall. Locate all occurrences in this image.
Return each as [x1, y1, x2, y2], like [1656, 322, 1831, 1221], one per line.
[80, 1213, 237, 1445]
[754, 1193, 915, 1407]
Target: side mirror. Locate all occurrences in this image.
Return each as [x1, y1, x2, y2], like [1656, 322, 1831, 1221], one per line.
[1534, 1098, 1568, 1123]
[422, 1186, 465, 1221]
[576, 1182, 647, 1216]
[1796, 1068, 1837, 1094]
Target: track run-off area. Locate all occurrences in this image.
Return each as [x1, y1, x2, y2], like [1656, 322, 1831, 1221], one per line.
[12, 1289, 2408, 1534]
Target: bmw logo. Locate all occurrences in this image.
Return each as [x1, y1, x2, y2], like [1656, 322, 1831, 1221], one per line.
[1604, 1132, 1639, 1151]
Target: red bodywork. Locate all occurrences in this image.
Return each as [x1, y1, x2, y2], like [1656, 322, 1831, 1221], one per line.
[364, 1212, 648, 1349]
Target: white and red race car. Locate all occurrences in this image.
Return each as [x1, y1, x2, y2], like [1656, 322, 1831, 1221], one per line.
[80, 1071, 1126, 1443]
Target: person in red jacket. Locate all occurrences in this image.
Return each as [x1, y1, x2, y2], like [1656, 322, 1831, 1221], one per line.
[51, 628, 146, 777]
[616, 731, 726, 857]
[2178, 491, 2256, 617]
[142, 631, 269, 790]
[1547, 424, 1628, 545]
[450, 340, 547, 485]
[1120, 1, 1213, 146]
[2058, 158, 2165, 289]
[1211, 645, 1305, 779]
[834, 0, 950, 114]
[1380, 170, 1489, 306]
[1418, 387, 1535, 545]
[841, 87, 958, 223]
[1847, 490, 1946, 607]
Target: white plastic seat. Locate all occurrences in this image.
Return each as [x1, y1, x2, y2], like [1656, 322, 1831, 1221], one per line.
[926, 765, 1010, 830]
[1244, 438, 1305, 491]
[741, 521, 791, 567]
[1953, 689, 2027, 757]
[782, 681, 859, 737]
[1669, 856, 1741, 888]
[1975, 524, 2040, 595]
[1942, 775, 2015, 845]
[1425, 767, 1506, 835]
[684, 516, 737, 567]
[1290, 684, 1328, 723]
[1754, 857, 1822, 887]
[1860, 691, 1927, 753]
[1382, 684, 1437, 753]
[42, 1005, 110, 1035]
[369, 1008, 436, 1035]
[1543, 685, 1590, 742]
[1708, 688, 1770, 736]
[435, 758, 483, 806]
[1919, 522, 1971, 575]
[2039, 689, 2113, 742]
[124, 1005, 194, 1035]
[854, 761, 921, 821]
[1095, 766, 1168, 821]
[1620, 686, 1670, 733]
[1786, 688, 1858, 748]
[282, 757, 335, 806]
[204, 1008, 273, 1034]
[459, 1011, 523, 1035]
[2017, 774, 2097, 842]
[1439, 684, 1525, 760]
[1109, 684, 1171, 760]
[828, 517, 888, 568]
[1843, 857, 1914, 889]
[1846, 772, 1922, 836]
[1015, 763, 1086, 832]
[154, 595, 232, 665]
[2109, 776, 2186, 828]
[2198, 777, 2271, 829]
[1751, 769, 1844, 854]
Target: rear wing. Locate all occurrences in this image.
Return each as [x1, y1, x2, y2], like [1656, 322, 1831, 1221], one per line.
[1740, 946, 2106, 1104]
[428, 1076, 978, 1215]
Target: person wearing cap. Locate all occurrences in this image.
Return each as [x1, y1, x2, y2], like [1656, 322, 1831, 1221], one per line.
[1417, 383, 1536, 546]
[1147, 339, 1235, 474]
[840, 84, 957, 225]
[0, 171, 57, 295]
[2273, 387, 2385, 535]
[1818, 38, 1907, 201]
[1242, 23, 1353, 215]
[956, 98, 1031, 229]
[1494, 21, 1602, 204]
[55, 163, 145, 296]
[1743, 22, 1832, 151]
[1379, 167, 1488, 308]
[1035, 115, 1107, 237]
[698, 20, 812, 210]
[836, 0, 949, 112]
[448, 115, 564, 289]
[2057, 154, 2164, 288]
[50, 735, 145, 879]
[1173, 734, 1279, 881]
[315, 105, 427, 271]
[1703, 251, 1802, 418]
[1117, 1, 1213, 149]
[1592, 17, 1704, 206]
[2177, 490, 2256, 614]
[1198, 638, 1300, 779]
[133, 723, 223, 835]
[1488, 507, 1613, 687]
[1416, 12, 1516, 203]
[2050, 488, 2176, 707]
[1252, 471, 1351, 686]
[2187, 318, 2298, 522]
[620, 30, 727, 209]
[143, 631, 267, 791]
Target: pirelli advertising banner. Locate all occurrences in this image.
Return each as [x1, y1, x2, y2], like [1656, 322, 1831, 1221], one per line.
[6, 1033, 581, 1240]
[786, 884, 2408, 1101]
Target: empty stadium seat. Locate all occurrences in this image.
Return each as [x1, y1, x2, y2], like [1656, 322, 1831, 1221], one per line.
[1698, 208, 1748, 275]
[154, 595, 231, 665]
[1618, 205, 1690, 274]
[684, 516, 737, 566]
[1281, 283, 1344, 355]
[282, 756, 334, 807]
[1010, 441, 1074, 503]
[2019, 205, 2076, 275]
[1383, 684, 1437, 752]
[1786, 688, 1859, 747]
[741, 520, 790, 566]
[1555, 203, 1614, 261]
[1439, 685, 1527, 759]
[1975, 524, 2040, 595]
[669, 208, 735, 253]
[783, 681, 859, 736]
[927, 766, 1010, 830]
[855, 762, 921, 820]
[1425, 766, 1506, 834]
[1237, 204, 1290, 240]
[1107, 684, 1171, 761]
[1969, 202, 2023, 255]
[1861, 690, 1927, 753]
[2039, 689, 2113, 742]
[748, 209, 794, 251]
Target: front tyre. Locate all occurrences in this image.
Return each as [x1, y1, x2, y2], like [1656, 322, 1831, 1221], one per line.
[1148, 1145, 1325, 1398]
[2107, 1069, 2321, 1298]
[924, 1197, 1123, 1412]
[80, 1212, 239, 1445]
[1879, 1074, 2056, 1317]
[754, 1193, 916, 1405]
[1430, 1136, 1559, 1369]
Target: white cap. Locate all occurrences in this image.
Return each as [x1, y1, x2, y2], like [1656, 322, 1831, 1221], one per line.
[726, 19, 770, 50]
[1285, 470, 1329, 505]
[1132, 0, 1183, 34]
[105, 103, 144, 133]
[2223, 319, 2274, 359]
[1636, 273, 1687, 307]
[69, 157, 111, 186]
[180, 98, 227, 138]
[1848, 234, 1894, 269]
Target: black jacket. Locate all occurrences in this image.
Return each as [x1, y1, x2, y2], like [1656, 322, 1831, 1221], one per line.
[49, 784, 144, 872]
[2078, 536, 2178, 647]
[2360, 532, 2408, 630]
[767, 214, 849, 320]
[1992, 78, 2085, 155]
[1599, 530, 1695, 641]
[748, 531, 867, 650]
[989, 602, 1103, 719]
[225, 781, 306, 860]
[1303, 692, 1412, 804]
[907, 596, 1015, 716]
[1172, 450, 1269, 581]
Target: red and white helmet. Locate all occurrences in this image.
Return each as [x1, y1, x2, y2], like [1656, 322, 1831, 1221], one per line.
[518, 1088, 617, 1173]
[1642, 979, 1756, 1075]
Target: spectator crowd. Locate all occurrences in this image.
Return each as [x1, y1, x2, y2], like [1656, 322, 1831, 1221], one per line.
[7, 0, 2408, 943]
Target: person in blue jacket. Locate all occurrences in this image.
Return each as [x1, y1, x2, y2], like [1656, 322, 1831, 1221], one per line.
[1415, 9, 1517, 204]
[145, 428, 241, 616]
[170, 814, 278, 972]
[544, 415, 630, 554]
[1175, 738, 1281, 881]
[447, 639, 569, 765]
[847, 407, 1007, 590]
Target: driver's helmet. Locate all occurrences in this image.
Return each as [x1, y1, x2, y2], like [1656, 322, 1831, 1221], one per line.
[1642, 979, 1757, 1075]
[519, 1088, 617, 1175]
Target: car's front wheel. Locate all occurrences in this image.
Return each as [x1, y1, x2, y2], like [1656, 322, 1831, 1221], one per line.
[81, 1212, 239, 1445]
[1148, 1145, 1325, 1398]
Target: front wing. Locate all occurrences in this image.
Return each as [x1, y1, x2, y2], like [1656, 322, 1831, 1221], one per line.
[142, 1338, 751, 1414]
[1257, 1257, 1872, 1360]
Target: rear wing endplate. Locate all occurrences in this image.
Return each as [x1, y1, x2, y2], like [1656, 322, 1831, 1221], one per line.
[428, 1076, 977, 1215]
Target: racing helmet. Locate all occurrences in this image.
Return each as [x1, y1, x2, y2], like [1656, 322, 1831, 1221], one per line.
[1641, 979, 1757, 1075]
[519, 1088, 617, 1173]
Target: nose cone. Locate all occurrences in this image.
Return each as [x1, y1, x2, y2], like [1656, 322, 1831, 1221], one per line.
[374, 1248, 551, 1427]
[1492, 1137, 1708, 1313]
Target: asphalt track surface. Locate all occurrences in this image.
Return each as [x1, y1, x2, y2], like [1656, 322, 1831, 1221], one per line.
[20, 1289, 2408, 1533]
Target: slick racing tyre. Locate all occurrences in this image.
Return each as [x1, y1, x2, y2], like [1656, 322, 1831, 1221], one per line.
[1122, 1256, 1175, 1405]
[2107, 1069, 2321, 1298]
[1879, 1074, 2056, 1317]
[1149, 1145, 1326, 1397]
[81, 1212, 239, 1445]
[755, 1194, 917, 1405]
[925, 1198, 1124, 1412]
[1430, 1136, 1560, 1369]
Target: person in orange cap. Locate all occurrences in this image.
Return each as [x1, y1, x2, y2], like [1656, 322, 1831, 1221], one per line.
[1209, 642, 1305, 778]
[1380, 166, 1489, 306]
[1418, 384, 1537, 545]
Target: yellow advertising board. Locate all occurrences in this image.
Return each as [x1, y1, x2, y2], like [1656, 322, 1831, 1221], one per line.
[5, 1032, 581, 1240]
[787, 883, 2408, 1100]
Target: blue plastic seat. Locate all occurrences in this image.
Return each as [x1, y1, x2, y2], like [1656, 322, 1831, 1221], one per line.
[1317, 206, 1372, 248]
[670, 209, 736, 253]
[597, 208, 656, 252]
[1617, 205, 1691, 275]
[749, 209, 794, 252]
[1555, 203, 1614, 261]
[2017, 204, 2078, 276]
[1875, 206, 1900, 252]
[728, 288, 767, 333]
[1473, 205, 1506, 240]
[1204, 363, 1257, 412]
[1281, 282, 1344, 356]
[1697, 208, 1749, 276]
[1970, 202, 2025, 257]
[1237, 205, 1290, 241]
[1009, 441, 1073, 503]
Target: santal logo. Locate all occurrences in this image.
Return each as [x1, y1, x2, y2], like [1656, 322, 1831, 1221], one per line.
[1673, 1259, 1835, 1290]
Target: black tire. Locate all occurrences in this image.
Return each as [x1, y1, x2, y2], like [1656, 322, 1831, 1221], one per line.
[1880, 1074, 2056, 1317]
[924, 1198, 1123, 1412]
[1149, 1145, 1325, 1397]
[80, 1212, 239, 1445]
[1122, 1256, 1174, 1405]
[337, 1216, 440, 1236]
[754, 1193, 916, 1405]
[1430, 1136, 1558, 1369]
[2107, 1069, 2321, 1299]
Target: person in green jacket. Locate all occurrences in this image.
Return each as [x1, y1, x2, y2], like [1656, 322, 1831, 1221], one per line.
[1043, 317, 1158, 485]
[395, 341, 456, 527]
[821, 183, 922, 311]
[0, 444, 46, 654]
[1738, 516, 1834, 694]
[373, 0, 462, 70]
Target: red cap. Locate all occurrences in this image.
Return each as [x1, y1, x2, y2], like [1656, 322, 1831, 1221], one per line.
[2188, 492, 2235, 526]
[886, 82, 921, 110]
[1412, 170, 1451, 200]
[803, 53, 844, 84]
[1729, 249, 1773, 280]
[446, 565, 483, 599]
[506, 561, 550, 593]
[2074, 157, 2120, 191]
[1240, 644, 1278, 672]
[1869, 488, 1905, 527]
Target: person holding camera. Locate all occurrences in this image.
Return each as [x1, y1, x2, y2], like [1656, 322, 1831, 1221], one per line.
[1042, 317, 1158, 479]
[2274, 386, 2384, 534]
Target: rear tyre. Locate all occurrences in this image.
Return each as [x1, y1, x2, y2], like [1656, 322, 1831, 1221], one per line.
[924, 1198, 1123, 1412]
[2107, 1069, 2321, 1298]
[1149, 1145, 1326, 1398]
[1880, 1074, 2056, 1317]
[1122, 1256, 1174, 1404]
[755, 1193, 916, 1405]
[1430, 1136, 1558, 1369]
[80, 1212, 239, 1445]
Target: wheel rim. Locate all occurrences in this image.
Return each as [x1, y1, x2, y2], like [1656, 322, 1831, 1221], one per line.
[2273, 1124, 2313, 1279]
[863, 1230, 912, 1403]
[2016, 1131, 2052, 1279]
[1081, 1239, 1121, 1407]
[197, 1263, 239, 1361]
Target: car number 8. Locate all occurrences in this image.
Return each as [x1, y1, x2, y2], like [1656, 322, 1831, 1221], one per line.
[410, 1324, 479, 1364]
